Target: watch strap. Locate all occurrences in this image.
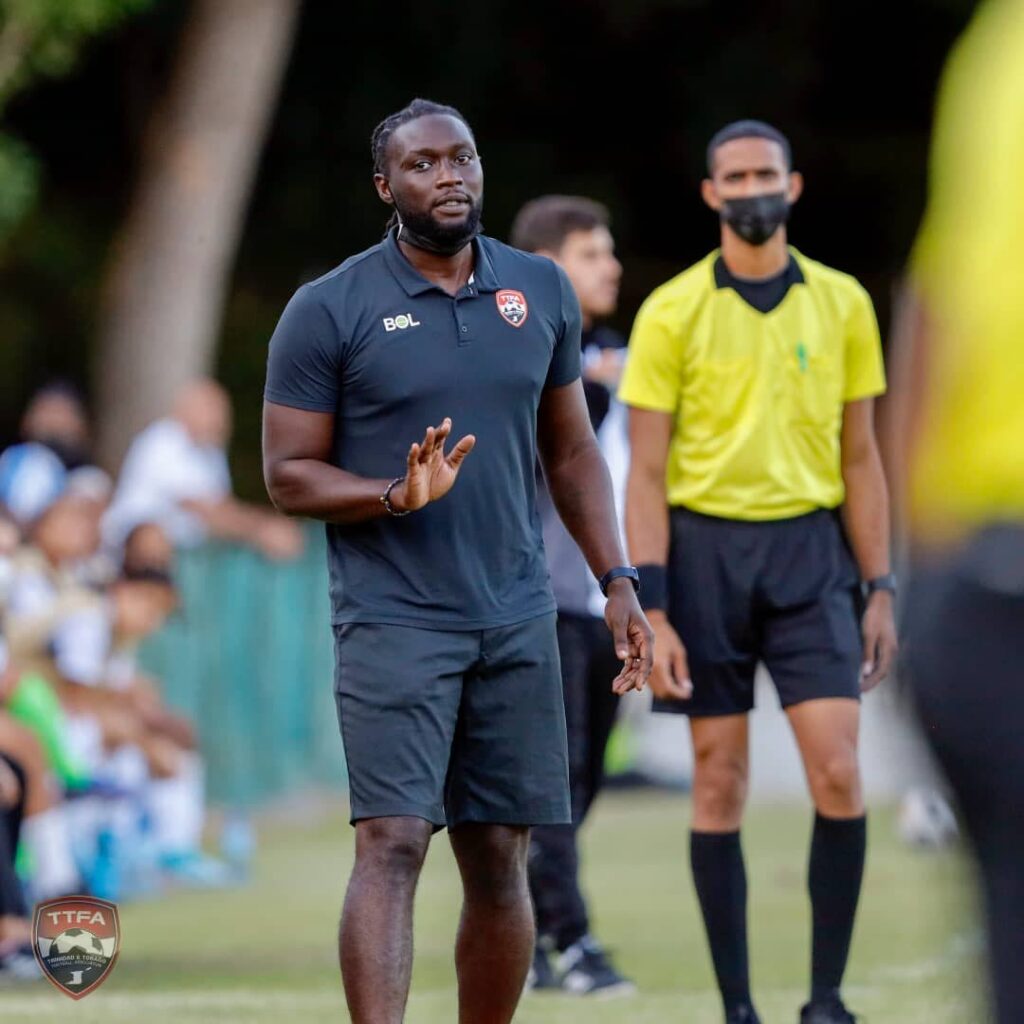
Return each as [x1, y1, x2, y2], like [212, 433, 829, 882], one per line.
[863, 572, 897, 596]
[598, 565, 640, 597]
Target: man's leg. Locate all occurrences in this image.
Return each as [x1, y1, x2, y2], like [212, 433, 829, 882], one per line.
[689, 713, 755, 1019]
[332, 622, 472, 1021]
[339, 815, 433, 1024]
[786, 698, 865, 1010]
[450, 823, 533, 1024]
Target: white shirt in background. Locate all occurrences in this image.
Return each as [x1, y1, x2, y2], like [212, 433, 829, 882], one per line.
[104, 419, 231, 549]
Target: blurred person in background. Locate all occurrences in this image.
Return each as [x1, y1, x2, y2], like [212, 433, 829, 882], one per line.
[0, 646, 80, 906]
[18, 380, 93, 471]
[104, 377, 303, 561]
[893, 3, 1024, 1021]
[0, 441, 67, 532]
[5, 492, 220, 893]
[620, 121, 896, 1024]
[510, 195, 634, 997]
[0, 637, 42, 980]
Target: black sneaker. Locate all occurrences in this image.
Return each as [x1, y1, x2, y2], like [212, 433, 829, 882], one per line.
[800, 995, 857, 1024]
[726, 1005, 763, 1024]
[525, 942, 559, 991]
[557, 935, 636, 997]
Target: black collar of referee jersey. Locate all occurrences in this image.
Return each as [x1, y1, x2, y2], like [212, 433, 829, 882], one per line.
[382, 227, 501, 297]
[713, 251, 805, 314]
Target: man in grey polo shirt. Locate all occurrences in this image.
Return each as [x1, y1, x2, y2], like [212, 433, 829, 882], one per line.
[511, 195, 635, 997]
[262, 98, 653, 1024]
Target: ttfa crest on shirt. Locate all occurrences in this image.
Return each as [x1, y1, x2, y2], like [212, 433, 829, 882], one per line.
[33, 895, 121, 999]
[496, 289, 528, 328]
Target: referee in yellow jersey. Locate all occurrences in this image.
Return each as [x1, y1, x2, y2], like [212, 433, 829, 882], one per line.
[620, 120, 897, 1024]
[895, 4, 1024, 1021]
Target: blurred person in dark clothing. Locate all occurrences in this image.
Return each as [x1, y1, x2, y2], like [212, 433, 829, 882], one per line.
[18, 381, 92, 472]
[894, 3, 1024, 1021]
[510, 196, 634, 997]
[0, 638, 38, 980]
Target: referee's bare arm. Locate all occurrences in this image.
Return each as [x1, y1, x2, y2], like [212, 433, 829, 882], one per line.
[537, 380, 653, 694]
[262, 402, 474, 524]
[624, 407, 692, 700]
[840, 398, 898, 688]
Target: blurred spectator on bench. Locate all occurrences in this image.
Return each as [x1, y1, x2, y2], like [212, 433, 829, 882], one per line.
[104, 378, 303, 560]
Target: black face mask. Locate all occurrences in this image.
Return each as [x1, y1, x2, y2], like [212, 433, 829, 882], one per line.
[720, 192, 790, 246]
[392, 193, 483, 257]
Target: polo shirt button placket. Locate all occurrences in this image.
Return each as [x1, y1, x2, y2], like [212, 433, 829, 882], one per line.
[455, 298, 472, 347]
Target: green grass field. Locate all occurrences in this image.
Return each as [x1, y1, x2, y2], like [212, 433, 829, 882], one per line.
[4, 792, 984, 1023]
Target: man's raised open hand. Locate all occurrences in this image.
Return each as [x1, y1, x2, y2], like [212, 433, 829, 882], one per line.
[392, 418, 476, 512]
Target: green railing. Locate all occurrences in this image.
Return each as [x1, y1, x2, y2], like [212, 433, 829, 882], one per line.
[139, 526, 345, 806]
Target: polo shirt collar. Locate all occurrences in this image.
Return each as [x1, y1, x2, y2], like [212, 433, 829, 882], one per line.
[382, 227, 500, 296]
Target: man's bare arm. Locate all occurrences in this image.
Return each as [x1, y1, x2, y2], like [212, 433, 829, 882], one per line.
[624, 406, 691, 699]
[840, 398, 891, 581]
[262, 401, 474, 524]
[624, 408, 674, 569]
[840, 397, 898, 688]
[262, 402, 394, 523]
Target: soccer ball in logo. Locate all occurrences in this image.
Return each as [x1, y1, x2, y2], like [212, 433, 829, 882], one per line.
[51, 928, 105, 957]
[496, 289, 528, 327]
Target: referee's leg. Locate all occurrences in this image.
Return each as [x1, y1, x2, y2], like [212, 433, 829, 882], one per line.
[689, 713, 756, 1018]
[786, 698, 866, 1009]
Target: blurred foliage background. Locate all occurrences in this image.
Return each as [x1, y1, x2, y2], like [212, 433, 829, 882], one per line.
[0, 0, 977, 497]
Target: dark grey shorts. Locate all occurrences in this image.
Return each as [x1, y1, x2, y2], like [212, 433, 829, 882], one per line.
[333, 613, 570, 830]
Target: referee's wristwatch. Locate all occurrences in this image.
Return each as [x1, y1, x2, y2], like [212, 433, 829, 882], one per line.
[598, 565, 640, 597]
[862, 573, 897, 598]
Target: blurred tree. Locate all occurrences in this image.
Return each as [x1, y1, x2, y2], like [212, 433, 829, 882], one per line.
[93, 0, 301, 469]
[0, 0, 152, 242]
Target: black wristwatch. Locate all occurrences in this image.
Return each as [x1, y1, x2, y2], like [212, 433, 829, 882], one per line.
[598, 565, 640, 597]
[863, 573, 897, 598]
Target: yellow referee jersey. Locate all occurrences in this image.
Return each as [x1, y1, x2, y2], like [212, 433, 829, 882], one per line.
[619, 248, 886, 520]
[910, 0, 1024, 543]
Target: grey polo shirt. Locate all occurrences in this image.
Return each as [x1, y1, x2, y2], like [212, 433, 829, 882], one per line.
[265, 229, 582, 630]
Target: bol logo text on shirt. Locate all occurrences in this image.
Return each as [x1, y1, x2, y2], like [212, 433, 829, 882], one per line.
[382, 313, 421, 332]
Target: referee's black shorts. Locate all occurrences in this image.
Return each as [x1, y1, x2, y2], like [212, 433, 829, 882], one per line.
[656, 506, 863, 717]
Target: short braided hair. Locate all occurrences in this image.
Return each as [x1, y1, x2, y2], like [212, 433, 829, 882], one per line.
[370, 98, 473, 176]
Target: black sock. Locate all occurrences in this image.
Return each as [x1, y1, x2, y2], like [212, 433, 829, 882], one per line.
[690, 830, 751, 1014]
[808, 813, 867, 1004]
